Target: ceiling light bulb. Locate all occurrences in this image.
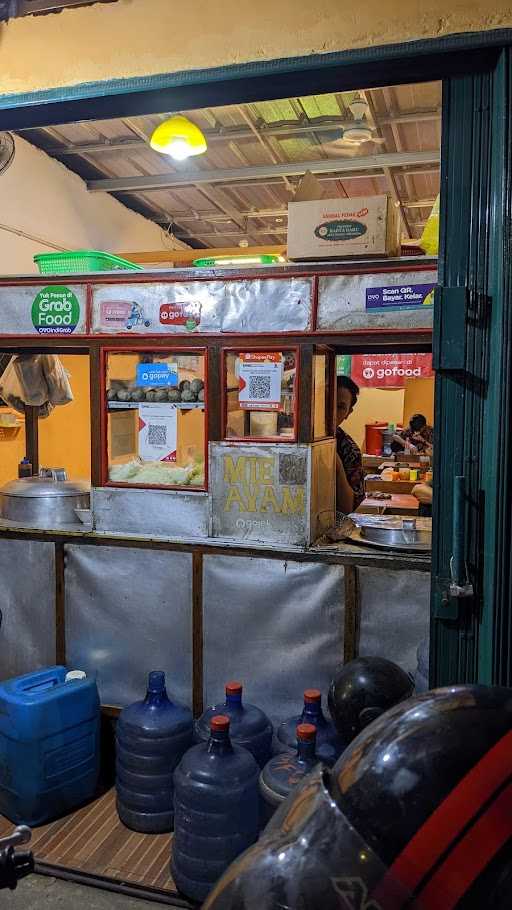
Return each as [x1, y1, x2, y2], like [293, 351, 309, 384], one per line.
[168, 138, 193, 161]
[150, 115, 207, 159]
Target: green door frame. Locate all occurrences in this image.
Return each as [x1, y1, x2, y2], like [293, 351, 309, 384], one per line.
[0, 27, 511, 688]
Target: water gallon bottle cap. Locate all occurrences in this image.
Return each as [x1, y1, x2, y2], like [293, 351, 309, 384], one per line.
[225, 681, 243, 696]
[304, 689, 321, 704]
[211, 715, 230, 733]
[148, 671, 166, 692]
[65, 670, 86, 682]
[297, 723, 317, 742]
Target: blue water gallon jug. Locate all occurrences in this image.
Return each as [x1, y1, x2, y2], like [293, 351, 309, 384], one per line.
[276, 688, 343, 766]
[260, 723, 319, 824]
[116, 671, 193, 833]
[195, 681, 272, 768]
[172, 714, 260, 902]
[0, 666, 100, 826]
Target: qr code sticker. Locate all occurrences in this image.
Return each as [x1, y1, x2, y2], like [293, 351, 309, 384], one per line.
[248, 374, 271, 399]
[148, 424, 167, 446]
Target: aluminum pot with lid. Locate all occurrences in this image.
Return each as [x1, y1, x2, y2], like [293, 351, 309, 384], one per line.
[0, 468, 90, 529]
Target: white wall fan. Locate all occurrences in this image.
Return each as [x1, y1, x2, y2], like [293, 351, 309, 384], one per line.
[320, 93, 386, 157]
[0, 134, 15, 176]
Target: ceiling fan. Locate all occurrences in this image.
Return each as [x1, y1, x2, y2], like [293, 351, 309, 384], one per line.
[320, 93, 386, 157]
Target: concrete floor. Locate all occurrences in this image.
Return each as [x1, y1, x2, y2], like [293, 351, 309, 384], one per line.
[6, 875, 165, 909]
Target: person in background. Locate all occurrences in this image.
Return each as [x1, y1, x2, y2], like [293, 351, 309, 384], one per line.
[336, 376, 364, 514]
[412, 477, 433, 517]
[391, 412, 433, 454]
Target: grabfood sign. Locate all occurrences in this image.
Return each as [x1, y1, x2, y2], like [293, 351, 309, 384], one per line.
[32, 286, 80, 335]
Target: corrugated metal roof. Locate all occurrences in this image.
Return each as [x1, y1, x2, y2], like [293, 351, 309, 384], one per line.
[18, 82, 441, 247]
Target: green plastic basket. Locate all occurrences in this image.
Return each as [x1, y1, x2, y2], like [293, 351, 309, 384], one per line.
[34, 250, 143, 275]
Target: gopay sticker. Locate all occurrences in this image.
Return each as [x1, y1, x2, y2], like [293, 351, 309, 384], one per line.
[32, 286, 80, 335]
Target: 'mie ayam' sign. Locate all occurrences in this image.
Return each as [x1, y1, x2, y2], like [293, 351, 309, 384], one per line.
[210, 444, 308, 545]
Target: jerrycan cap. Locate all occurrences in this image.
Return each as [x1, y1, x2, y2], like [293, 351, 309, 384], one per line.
[65, 670, 86, 682]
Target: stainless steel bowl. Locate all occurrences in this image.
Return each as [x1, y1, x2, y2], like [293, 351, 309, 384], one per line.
[0, 473, 90, 529]
[359, 517, 431, 551]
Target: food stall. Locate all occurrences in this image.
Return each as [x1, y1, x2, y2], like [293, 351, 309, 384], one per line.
[0, 256, 435, 701]
[0, 257, 435, 896]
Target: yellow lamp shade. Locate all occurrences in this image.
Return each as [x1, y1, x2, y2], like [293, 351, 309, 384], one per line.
[150, 115, 207, 161]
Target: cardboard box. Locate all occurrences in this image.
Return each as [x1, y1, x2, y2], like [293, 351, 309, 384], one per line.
[287, 186, 400, 260]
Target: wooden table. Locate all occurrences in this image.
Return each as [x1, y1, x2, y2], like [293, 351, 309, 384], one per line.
[357, 494, 420, 515]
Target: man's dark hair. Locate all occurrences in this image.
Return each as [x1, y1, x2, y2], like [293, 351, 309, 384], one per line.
[410, 413, 427, 431]
[337, 375, 360, 407]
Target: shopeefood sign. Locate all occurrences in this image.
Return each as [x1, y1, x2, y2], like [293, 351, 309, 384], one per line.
[0, 285, 88, 335]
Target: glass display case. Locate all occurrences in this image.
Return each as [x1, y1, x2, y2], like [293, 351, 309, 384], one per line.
[223, 349, 298, 442]
[104, 349, 206, 489]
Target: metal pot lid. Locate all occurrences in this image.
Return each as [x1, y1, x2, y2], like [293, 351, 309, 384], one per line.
[0, 477, 90, 498]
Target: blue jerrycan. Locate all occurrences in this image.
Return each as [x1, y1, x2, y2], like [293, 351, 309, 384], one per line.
[116, 671, 193, 833]
[0, 666, 100, 826]
[172, 714, 260, 902]
[276, 688, 343, 766]
[195, 681, 272, 768]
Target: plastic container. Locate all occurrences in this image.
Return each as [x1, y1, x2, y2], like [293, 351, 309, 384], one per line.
[365, 423, 387, 456]
[260, 723, 319, 824]
[0, 666, 100, 826]
[18, 458, 32, 479]
[276, 689, 343, 766]
[34, 250, 142, 275]
[116, 671, 193, 833]
[195, 682, 273, 768]
[172, 715, 260, 902]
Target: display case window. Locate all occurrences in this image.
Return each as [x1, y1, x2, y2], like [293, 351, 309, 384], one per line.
[104, 350, 206, 489]
[313, 350, 335, 440]
[224, 350, 297, 441]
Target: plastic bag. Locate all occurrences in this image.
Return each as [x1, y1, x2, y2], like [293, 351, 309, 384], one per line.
[40, 355, 73, 405]
[0, 354, 73, 417]
[419, 195, 439, 256]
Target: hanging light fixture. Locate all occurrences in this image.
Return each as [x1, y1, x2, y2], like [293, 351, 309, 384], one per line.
[150, 115, 207, 161]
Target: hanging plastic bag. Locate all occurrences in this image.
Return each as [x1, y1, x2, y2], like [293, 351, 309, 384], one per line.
[419, 195, 440, 256]
[40, 355, 73, 406]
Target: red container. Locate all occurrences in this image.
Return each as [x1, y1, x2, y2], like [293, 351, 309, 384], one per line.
[365, 423, 387, 456]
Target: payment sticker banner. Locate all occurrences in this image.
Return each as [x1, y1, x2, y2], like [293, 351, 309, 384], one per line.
[238, 353, 283, 411]
[351, 353, 434, 388]
[317, 270, 437, 332]
[138, 403, 177, 462]
[136, 363, 178, 388]
[0, 285, 87, 335]
[366, 282, 435, 311]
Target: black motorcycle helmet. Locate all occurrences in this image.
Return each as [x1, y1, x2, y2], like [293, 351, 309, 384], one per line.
[328, 655, 414, 743]
[203, 686, 512, 909]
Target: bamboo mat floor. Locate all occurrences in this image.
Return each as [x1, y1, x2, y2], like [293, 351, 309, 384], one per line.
[0, 788, 186, 902]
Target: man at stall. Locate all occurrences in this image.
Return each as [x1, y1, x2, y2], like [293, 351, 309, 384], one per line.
[391, 412, 433, 454]
[336, 376, 364, 514]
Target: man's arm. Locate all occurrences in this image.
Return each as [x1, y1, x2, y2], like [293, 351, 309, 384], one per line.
[336, 453, 356, 514]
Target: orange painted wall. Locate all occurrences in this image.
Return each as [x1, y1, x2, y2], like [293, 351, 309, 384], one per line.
[0, 354, 90, 486]
[403, 376, 435, 426]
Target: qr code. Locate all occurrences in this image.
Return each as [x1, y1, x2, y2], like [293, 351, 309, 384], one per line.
[148, 424, 167, 446]
[248, 375, 271, 399]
